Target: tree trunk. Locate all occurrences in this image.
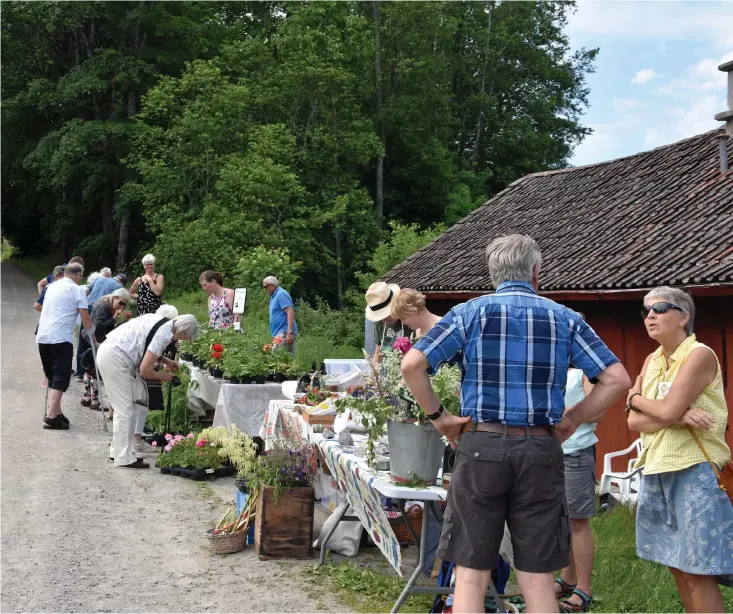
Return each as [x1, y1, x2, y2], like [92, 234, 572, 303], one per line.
[334, 230, 343, 309]
[471, 0, 493, 169]
[372, 0, 384, 226]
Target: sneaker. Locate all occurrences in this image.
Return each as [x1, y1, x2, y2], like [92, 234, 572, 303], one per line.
[80, 396, 92, 407]
[74, 375, 84, 383]
[43, 415, 69, 430]
[90, 399, 102, 411]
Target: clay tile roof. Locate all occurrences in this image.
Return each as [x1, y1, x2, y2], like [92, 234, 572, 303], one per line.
[383, 129, 733, 293]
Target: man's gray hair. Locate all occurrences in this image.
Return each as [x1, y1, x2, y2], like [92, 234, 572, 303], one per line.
[101, 267, 112, 277]
[52, 265, 65, 278]
[65, 263, 84, 276]
[485, 234, 542, 287]
[644, 286, 695, 335]
[171, 314, 199, 340]
[263, 276, 280, 287]
[142, 253, 155, 265]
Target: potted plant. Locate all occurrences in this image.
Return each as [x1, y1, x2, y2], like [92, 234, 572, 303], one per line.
[249, 353, 269, 384]
[210, 343, 225, 378]
[243, 440, 316, 560]
[178, 340, 195, 361]
[336, 340, 460, 485]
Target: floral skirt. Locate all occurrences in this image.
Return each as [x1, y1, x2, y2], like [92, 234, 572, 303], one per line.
[636, 462, 733, 580]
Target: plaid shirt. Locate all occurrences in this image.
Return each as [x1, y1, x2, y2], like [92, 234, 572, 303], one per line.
[414, 281, 619, 426]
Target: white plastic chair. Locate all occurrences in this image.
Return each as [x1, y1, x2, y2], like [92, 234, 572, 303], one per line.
[599, 438, 643, 504]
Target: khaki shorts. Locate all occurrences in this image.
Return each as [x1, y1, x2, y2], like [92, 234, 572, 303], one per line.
[437, 431, 571, 573]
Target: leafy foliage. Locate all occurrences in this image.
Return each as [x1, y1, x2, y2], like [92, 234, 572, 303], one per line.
[3, 1, 597, 312]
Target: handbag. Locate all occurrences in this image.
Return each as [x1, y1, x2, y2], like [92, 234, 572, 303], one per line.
[687, 426, 733, 506]
[138, 317, 170, 412]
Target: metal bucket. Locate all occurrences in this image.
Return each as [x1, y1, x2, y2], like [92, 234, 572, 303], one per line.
[387, 420, 445, 485]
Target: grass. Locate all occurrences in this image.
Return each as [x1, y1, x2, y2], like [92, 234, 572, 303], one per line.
[303, 507, 733, 613]
[6, 253, 62, 286]
[304, 559, 434, 613]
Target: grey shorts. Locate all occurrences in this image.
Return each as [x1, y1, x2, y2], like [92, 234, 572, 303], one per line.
[437, 431, 571, 573]
[564, 445, 597, 519]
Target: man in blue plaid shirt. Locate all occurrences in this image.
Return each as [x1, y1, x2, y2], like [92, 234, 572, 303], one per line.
[402, 234, 630, 613]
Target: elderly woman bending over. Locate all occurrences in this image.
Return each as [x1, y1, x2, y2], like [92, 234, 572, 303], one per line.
[97, 314, 199, 468]
[626, 286, 732, 612]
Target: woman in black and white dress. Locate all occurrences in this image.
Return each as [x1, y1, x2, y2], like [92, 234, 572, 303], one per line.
[130, 254, 164, 315]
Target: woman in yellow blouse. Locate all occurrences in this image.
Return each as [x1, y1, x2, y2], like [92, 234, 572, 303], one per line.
[627, 286, 732, 613]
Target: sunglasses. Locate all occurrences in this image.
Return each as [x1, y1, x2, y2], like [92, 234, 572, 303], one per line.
[641, 302, 683, 319]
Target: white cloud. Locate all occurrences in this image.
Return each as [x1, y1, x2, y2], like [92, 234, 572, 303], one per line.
[567, 1, 733, 50]
[655, 51, 733, 97]
[612, 97, 644, 112]
[632, 69, 662, 85]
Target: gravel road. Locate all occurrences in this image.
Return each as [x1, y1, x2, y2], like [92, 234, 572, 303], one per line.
[0, 262, 346, 613]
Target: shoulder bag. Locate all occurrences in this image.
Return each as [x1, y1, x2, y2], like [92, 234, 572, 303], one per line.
[687, 426, 733, 506]
[137, 317, 170, 411]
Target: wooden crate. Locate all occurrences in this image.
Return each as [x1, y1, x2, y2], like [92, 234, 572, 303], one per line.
[300, 409, 336, 426]
[254, 486, 314, 560]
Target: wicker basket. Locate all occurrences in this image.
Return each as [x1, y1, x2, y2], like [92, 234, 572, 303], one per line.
[207, 528, 248, 555]
[386, 507, 423, 544]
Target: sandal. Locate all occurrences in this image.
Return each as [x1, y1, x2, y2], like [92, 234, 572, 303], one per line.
[555, 577, 576, 598]
[559, 588, 593, 613]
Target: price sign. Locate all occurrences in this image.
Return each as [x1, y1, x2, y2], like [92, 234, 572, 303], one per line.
[233, 288, 248, 316]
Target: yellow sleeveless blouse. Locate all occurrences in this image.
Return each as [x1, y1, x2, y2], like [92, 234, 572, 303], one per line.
[635, 334, 730, 475]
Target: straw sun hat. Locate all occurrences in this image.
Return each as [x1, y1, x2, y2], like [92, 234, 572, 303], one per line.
[365, 281, 401, 322]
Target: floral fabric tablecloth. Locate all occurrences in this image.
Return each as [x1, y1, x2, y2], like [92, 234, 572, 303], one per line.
[318, 440, 407, 575]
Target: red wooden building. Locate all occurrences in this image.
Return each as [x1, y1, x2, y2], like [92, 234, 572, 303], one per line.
[382, 125, 733, 475]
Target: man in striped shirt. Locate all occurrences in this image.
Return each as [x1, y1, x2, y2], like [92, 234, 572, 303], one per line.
[401, 234, 630, 613]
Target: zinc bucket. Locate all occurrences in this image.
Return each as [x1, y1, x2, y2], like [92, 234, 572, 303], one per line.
[387, 420, 445, 485]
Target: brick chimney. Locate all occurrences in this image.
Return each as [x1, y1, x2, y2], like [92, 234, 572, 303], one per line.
[714, 59, 733, 136]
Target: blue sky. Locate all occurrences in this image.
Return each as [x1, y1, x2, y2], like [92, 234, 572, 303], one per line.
[566, 1, 733, 166]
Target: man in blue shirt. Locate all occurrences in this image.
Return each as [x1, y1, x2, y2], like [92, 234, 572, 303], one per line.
[85, 272, 128, 312]
[401, 234, 630, 614]
[37, 256, 84, 296]
[263, 276, 297, 353]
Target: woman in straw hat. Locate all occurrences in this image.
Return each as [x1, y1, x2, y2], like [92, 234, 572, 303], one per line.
[365, 281, 413, 364]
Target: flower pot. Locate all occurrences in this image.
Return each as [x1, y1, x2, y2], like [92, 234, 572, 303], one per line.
[255, 375, 266, 385]
[255, 485, 314, 560]
[193, 357, 202, 367]
[230, 377, 241, 384]
[266, 374, 278, 382]
[181, 353, 193, 361]
[241, 375, 254, 385]
[213, 368, 224, 379]
[209, 367, 216, 376]
[387, 420, 446, 485]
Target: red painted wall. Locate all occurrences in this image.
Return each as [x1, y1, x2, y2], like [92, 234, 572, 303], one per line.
[426, 295, 733, 476]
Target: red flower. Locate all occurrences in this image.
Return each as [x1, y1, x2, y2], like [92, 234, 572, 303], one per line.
[211, 351, 222, 360]
[211, 344, 224, 352]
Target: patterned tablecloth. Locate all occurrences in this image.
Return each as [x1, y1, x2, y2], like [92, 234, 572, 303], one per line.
[260, 400, 448, 576]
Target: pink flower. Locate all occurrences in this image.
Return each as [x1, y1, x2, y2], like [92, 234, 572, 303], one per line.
[174, 434, 185, 441]
[164, 433, 173, 441]
[164, 445, 172, 452]
[151, 441, 158, 447]
[186, 433, 195, 439]
[195, 440, 206, 448]
[392, 336, 413, 354]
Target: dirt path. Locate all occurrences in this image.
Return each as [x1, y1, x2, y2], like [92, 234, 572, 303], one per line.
[0, 263, 345, 613]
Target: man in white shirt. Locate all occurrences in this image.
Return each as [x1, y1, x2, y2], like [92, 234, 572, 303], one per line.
[36, 263, 92, 430]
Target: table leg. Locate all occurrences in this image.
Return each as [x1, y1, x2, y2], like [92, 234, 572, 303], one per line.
[390, 500, 432, 614]
[319, 502, 349, 565]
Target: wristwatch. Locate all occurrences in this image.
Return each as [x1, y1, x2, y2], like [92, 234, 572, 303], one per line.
[426, 405, 444, 421]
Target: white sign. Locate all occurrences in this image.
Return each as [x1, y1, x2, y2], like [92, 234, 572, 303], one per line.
[233, 288, 248, 316]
